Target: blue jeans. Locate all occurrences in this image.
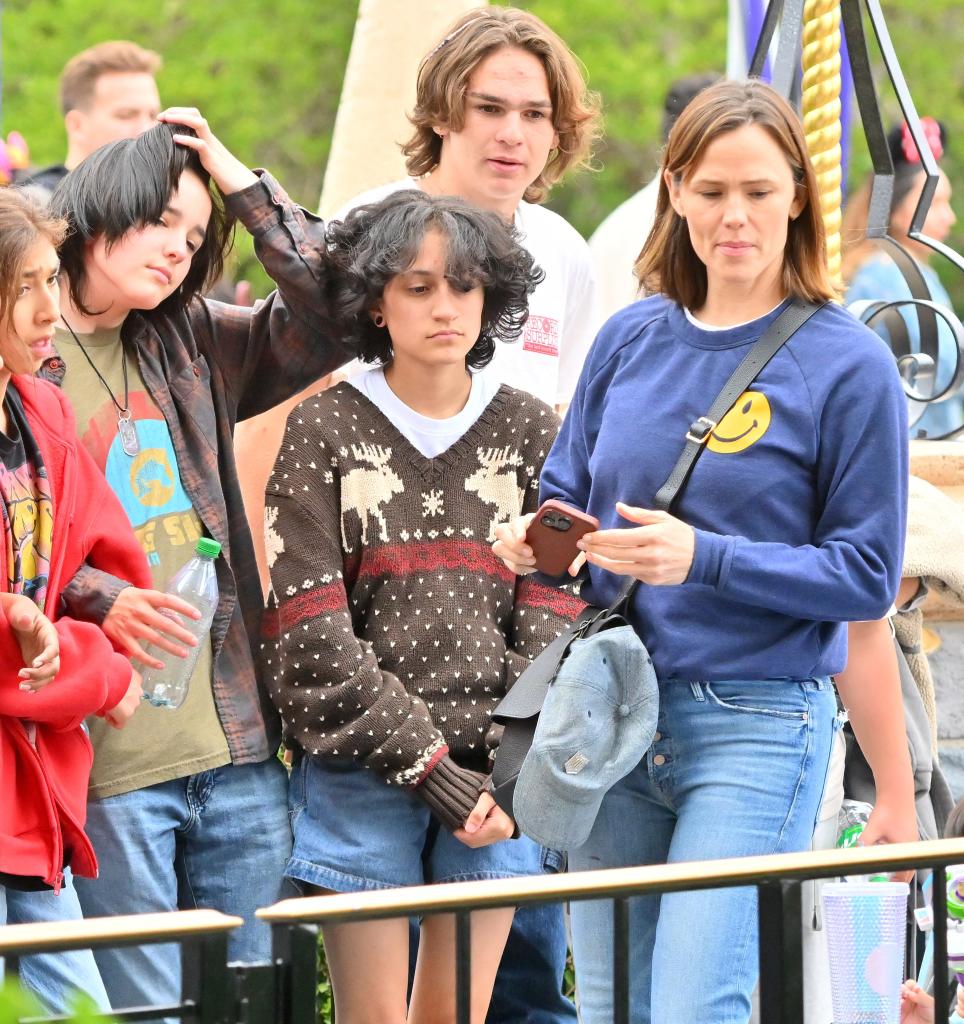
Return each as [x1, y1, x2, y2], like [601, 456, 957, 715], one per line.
[0, 870, 110, 1014]
[73, 759, 292, 1012]
[569, 678, 836, 1024]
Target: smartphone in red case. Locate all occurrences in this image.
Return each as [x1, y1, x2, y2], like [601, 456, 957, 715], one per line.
[525, 499, 600, 576]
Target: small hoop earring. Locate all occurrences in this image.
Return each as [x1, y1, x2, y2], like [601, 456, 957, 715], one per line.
[373, 314, 386, 328]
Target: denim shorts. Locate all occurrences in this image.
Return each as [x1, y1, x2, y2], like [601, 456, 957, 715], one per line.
[285, 754, 548, 893]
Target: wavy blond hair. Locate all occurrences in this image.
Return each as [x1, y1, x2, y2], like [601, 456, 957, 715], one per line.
[402, 7, 601, 204]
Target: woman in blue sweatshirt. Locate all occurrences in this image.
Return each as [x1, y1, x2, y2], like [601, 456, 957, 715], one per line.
[494, 79, 911, 1023]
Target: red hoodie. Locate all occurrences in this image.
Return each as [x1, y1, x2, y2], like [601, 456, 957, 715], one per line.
[0, 375, 150, 890]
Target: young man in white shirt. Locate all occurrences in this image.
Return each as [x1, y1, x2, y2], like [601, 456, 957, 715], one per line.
[338, 8, 601, 409]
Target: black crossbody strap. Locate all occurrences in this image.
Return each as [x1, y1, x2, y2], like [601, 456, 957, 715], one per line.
[613, 299, 824, 610]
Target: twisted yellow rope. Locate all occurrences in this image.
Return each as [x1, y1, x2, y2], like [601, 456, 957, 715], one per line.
[801, 0, 843, 288]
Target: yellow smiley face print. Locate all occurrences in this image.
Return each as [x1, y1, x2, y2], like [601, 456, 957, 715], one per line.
[707, 391, 772, 454]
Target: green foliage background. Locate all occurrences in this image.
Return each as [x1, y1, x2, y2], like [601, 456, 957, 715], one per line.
[4, 0, 964, 303]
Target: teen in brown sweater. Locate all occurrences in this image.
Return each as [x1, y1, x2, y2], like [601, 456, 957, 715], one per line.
[263, 190, 584, 1024]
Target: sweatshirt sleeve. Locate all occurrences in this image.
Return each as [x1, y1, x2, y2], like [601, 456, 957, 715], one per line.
[686, 342, 909, 622]
[0, 617, 132, 731]
[263, 421, 448, 788]
[59, 440, 153, 626]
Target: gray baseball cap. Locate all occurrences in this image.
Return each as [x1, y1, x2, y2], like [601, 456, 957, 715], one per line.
[513, 625, 659, 851]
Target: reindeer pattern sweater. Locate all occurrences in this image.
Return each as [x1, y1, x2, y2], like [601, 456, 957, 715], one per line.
[262, 382, 585, 823]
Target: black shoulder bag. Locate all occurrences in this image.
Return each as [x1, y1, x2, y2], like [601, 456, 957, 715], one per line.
[491, 299, 824, 816]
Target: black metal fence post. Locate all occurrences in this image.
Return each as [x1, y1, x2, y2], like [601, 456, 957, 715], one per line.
[182, 932, 231, 1024]
[612, 898, 630, 1024]
[934, 865, 950, 1024]
[454, 911, 472, 1024]
[758, 880, 804, 1024]
[270, 923, 318, 1024]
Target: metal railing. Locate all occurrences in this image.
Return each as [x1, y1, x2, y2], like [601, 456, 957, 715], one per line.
[0, 909, 241, 1024]
[6, 839, 964, 1024]
[258, 838, 964, 1024]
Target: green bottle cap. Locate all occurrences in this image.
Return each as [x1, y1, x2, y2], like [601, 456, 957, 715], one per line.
[196, 538, 222, 558]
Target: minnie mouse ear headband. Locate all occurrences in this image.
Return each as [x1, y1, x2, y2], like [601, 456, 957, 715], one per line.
[888, 116, 947, 168]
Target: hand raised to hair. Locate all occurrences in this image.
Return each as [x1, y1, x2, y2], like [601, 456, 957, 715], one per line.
[157, 108, 258, 196]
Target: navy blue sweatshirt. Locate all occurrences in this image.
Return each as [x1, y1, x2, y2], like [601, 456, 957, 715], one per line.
[540, 296, 908, 681]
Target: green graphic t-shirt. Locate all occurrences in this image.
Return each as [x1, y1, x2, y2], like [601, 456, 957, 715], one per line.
[55, 325, 229, 798]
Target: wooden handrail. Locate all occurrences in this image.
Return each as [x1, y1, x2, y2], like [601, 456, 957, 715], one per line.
[258, 837, 964, 924]
[0, 908, 242, 956]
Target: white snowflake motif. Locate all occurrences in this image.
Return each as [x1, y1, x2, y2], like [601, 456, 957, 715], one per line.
[263, 505, 285, 569]
[323, 471, 334, 484]
[422, 489, 445, 517]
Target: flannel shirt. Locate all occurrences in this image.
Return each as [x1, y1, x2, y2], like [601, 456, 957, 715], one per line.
[44, 170, 349, 766]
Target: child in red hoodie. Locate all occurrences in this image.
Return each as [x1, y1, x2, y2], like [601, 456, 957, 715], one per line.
[0, 189, 148, 1012]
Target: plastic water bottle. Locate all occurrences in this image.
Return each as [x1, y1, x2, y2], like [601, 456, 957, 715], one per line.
[837, 799, 890, 882]
[837, 799, 875, 849]
[141, 538, 221, 709]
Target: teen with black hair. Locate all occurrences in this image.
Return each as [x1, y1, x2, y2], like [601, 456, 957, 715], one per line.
[263, 189, 585, 1024]
[44, 109, 349, 1012]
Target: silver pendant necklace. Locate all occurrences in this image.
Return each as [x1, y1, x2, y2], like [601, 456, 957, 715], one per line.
[60, 318, 140, 456]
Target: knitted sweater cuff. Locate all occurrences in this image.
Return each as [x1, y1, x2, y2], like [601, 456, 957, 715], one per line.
[415, 755, 489, 832]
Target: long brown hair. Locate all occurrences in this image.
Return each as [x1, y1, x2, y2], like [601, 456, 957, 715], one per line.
[0, 189, 67, 334]
[402, 7, 601, 204]
[635, 79, 838, 309]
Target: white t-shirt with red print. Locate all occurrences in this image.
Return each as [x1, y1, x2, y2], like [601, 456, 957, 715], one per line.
[334, 178, 600, 408]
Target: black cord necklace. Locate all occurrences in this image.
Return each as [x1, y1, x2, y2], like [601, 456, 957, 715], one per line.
[60, 317, 141, 456]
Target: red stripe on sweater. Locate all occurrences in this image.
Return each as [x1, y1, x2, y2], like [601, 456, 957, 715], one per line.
[516, 576, 587, 620]
[356, 539, 515, 582]
[413, 744, 450, 787]
[264, 582, 346, 638]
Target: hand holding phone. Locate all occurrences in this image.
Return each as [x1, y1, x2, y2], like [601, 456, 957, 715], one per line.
[525, 500, 599, 576]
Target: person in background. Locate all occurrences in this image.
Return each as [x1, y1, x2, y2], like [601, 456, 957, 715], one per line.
[588, 71, 721, 321]
[0, 187, 146, 1014]
[20, 40, 161, 202]
[843, 118, 962, 439]
[43, 110, 350, 1012]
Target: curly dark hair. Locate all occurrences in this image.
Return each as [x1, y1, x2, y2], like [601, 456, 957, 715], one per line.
[50, 121, 235, 317]
[327, 189, 543, 370]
